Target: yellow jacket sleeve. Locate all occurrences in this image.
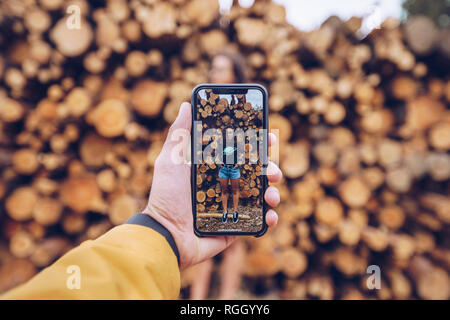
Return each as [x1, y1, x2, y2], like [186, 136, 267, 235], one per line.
[0, 224, 180, 299]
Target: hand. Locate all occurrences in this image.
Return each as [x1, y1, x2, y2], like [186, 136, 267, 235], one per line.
[143, 102, 282, 270]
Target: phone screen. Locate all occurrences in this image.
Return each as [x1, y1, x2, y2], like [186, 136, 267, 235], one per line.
[192, 85, 268, 236]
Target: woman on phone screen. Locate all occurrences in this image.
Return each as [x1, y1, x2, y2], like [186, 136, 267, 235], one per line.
[217, 126, 242, 223]
[188, 50, 247, 300]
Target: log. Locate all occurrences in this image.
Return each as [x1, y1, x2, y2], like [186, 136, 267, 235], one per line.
[142, 2, 177, 38]
[65, 87, 92, 116]
[429, 122, 450, 151]
[83, 220, 113, 241]
[279, 248, 308, 278]
[268, 113, 292, 142]
[329, 127, 355, 150]
[50, 17, 93, 57]
[125, 51, 148, 77]
[6, 187, 38, 221]
[272, 223, 295, 248]
[307, 274, 334, 300]
[0, 182, 5, 200]
[315, 197, 343, 227]
[293, 173, 323, 202]
[313, 142, 338, 166]
[338, 175, 371, 208]
[199, 30, 228, 56]
[404, 16, 438, 55]
[317, 166, 339, 186]
[378, 205, 405, 230]
[0, 259, 36, 294]
[59, 176, 102, 214]
[47, 84, 64, 101]
[131, 80, 169, 117]
[0, 98, 24, 122]
[348, 209, 368, 228]
[0, 0, 449, 300]
[9, 231, 35, 258]
[387, 269, 412, 299]
[96, 169, 117, 193]
[332, 247, 366, 277]
[12, 149, 39, 175]
[420, 193, 450, 223]
[33, 197, 63, 226]
[361, 227, 389, 252]
[62, 213, 87, 235]
[361, 109, 394, 135]
[82, 51, 107, 74]
[362, 167, 384, 190]
[340, 286, 366, 300]
[338, 147, 360, 175]
[40, 0, 64, 11]
[413, 230, 435, 254]
[196, 213, 251, 220]
[281, 141, 309, 179]
[109, 194, 138, 225]
[427, 152, 450, 181]
[5, 68, 26, 91]
[87, 99, 130, 137]
[324, 101, 346, 124]
[429, 248, 450, 270]
[281, 279, 307, 299]
[30, 237, 72, 267]
[377, 139, 402, 168]
[389, 234, 416, 264]
[196, 191, 206, 203]
[391, 76, 418, 100]
[314, 224, 337, 243]
[338, 219, 361, 246]
[243, 250, 279, 277]
[80, 133, 112, 168]
[235, 18, 268, 47]
[405, 96, 445, 132]
[407, 256, 449, 300]
[385, 167, 413, 193]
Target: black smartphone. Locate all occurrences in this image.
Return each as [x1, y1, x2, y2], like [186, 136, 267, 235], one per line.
[191, 84, 269, 237]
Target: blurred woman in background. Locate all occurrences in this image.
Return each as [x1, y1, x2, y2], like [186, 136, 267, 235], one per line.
[188, 50, 248, 300]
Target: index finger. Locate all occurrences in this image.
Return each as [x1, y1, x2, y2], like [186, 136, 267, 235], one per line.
[268, 132, 276, 147]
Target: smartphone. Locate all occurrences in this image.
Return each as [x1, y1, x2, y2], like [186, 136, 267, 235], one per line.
[191, 84, 269, 237]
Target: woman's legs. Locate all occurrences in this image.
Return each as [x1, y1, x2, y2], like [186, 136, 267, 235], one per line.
[218, 178, 229, 213]
[218, 240, 245, 299]
[189, 259, 214, 299]
[230, 178, 240, 212]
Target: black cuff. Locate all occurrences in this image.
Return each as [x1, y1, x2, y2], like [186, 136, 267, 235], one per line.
[124, 213, 180, 266]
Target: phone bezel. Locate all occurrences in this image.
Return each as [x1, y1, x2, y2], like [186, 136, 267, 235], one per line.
[190, 83, 269, 238]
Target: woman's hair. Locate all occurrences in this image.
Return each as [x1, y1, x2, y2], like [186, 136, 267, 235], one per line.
[213, 50, 248, 83]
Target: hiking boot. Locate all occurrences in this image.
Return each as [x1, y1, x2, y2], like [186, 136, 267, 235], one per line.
[233, 211, 239, 223]
[222, 211, 228, 223]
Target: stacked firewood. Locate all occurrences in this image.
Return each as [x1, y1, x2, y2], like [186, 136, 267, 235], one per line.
[195, 89, 264, 214]
[0, 0, 449, 299]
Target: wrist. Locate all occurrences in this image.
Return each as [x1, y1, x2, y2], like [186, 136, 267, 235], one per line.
[132, 210, 182, 266]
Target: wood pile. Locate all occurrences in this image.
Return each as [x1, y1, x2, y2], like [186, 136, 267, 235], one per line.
[195, 89, 264, 215]
[0, 0, 449, 299]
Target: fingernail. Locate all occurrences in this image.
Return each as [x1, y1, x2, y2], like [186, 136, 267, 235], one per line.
[267, 162, 278, 176]
[274, 187, 280, 203]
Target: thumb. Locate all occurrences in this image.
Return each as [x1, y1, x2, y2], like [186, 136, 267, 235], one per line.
[161, 102, 192, 157]
[169, 102, 192, 133]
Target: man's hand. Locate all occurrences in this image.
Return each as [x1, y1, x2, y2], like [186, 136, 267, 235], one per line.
[143, 102, 282, 270]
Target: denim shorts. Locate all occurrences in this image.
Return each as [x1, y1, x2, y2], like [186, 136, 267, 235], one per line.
[218, 166, 241, 180]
